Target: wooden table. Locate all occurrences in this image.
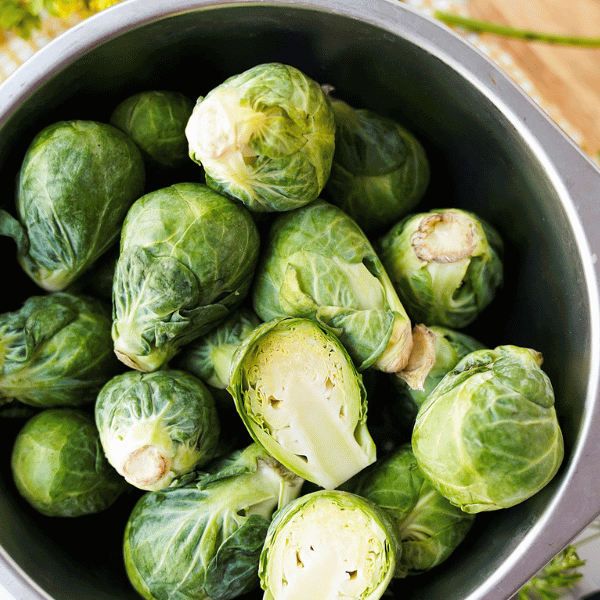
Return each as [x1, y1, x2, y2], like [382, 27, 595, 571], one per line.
[467, 0, 600, 156]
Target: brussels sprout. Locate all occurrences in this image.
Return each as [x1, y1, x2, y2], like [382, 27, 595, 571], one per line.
[0, 292, 121, 408]
[110, 90, 195, 169]
[350, 444, 475, 578]
[412, 345, 564, 513]
[377, 208, 504, 328]
[325, 98, 430, 233]
[123, 443, 304, 600]
[252, 199, 413, 373]
[175, 307, 262, 389]
[0, 120, 145, 291]
[395, 323, 486, 411]
[228, 317, 376, 490]
[95, 369, 220, 491]
[259, 489, 398, 600]
[11, 408, 127, 517]
[112, 182, 260, 372]
[185, 62, 335, 212]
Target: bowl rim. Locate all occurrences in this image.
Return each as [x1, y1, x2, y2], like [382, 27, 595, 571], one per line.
[0, 1, 599, 599]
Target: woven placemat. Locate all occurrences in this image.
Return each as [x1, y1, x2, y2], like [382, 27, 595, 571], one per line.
[0, 0, 590, 153]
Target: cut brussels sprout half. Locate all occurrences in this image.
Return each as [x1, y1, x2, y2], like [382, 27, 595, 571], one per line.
[259, 489, 398, 600]
[11, 408, 127, 517]
[252, 199, 413, 372]
[377, 208, 504, 328]
[412, 345, 564, 513]
[95, 369, 220, 491]
[228, 317, 376, 489]
[0, 120, 145, 291]
[185, 62, 335, 212]
[0, 292, 121, 408]
[325, 98, 430, 233]
[112, 182, 260, 372]
[123, 443, 303, 600]
[351, 444, 475, 578]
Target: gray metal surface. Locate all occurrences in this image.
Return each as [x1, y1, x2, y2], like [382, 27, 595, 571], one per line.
[0, 1, 598, 599]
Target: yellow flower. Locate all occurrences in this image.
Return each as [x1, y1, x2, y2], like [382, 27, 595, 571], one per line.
[86, 0, 122, 10]
[43, 0, 84, 17]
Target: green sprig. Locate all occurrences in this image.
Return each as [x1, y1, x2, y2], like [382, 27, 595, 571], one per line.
[517, 546, 585, 600]
[435, 11, 600, 48]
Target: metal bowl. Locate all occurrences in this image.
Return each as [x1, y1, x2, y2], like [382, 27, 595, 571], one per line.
[0, 1, 599, 599]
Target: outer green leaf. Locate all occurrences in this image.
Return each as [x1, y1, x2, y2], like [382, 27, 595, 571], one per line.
[259, 489, 399, 600]
[228, 317, 376, 489]
[412, 345, 564, 513]
[350, 444, 475, 577]
[0, 292, 121, 408]
[95, 369, 220, 491]
[325, 98, 430, 233]
[11, 408, 127, 517]
[252, 199, 412, 372]
[175, 307, 262, 389]
[110, 90, 195, 169]
[185, 63, 335, 212]
[123, 443, 303, 600]
[112, 182, 260, 372]
[0, 120, 145, 291]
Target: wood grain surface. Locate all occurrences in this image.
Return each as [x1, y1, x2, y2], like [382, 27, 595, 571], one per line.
[467, 0, 600, 156]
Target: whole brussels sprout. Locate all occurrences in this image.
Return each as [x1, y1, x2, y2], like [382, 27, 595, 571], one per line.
[110, 90, 195, 169]
[325, 98, 430, 233]
[112, 182, 260, 372]
[228, 317, 376, 490]
[252, 200, 413, 373]
[95, 369, 220, 491]
[377, 208, 504, 328]
[394, 323, 486, 413]
[0, 120, 145, 291]
[123, 443, 304, 600]
[11, 408, 127, 517]
[0, 292, 121, 408]
[175, 307, 262, 390]
[412, 345, 564, 513]
[350, 444, 475, 578]
[185, 62, 335, 213]
[259, 489, 399, 600]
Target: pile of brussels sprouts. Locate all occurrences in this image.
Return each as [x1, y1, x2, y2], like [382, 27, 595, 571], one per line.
[0, 63, 564, 600]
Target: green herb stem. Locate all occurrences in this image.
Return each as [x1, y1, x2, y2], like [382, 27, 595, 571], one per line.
[434, 11, 600, 47]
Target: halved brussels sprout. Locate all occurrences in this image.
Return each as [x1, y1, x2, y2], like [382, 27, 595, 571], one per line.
[11, 408, 127, 517]
[185, 62, 335, 212]
[0, 120, 145, 291]
[0, 292, 121, 408]
[110, 90, 195, 169]
[228, 317, 376, 490]
[325, 98, 430, 233]
[350, 444, 475, 578]
[412, 345, 564, 513]
[259, 489, 399, 600]
[112, 182, 260, 372]
[95, 369, 220, 491]
[175, 307, 262, 389]
[394, 323, 486, 412]
[252, 200, 413, 372]
[123, 443, 303, 600]
[377, 208, 504, 328]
